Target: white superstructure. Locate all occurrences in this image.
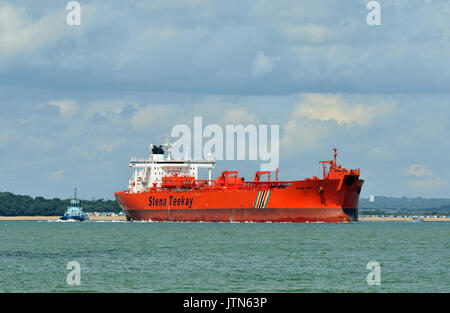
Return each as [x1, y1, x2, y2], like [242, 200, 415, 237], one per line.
[128, 143, 215, 193]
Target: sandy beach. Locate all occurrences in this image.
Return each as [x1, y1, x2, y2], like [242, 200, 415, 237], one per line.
[359, 216, 450, 222]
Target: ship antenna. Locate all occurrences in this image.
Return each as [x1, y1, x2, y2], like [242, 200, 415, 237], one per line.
[164, 136, 174, 160]
[74, 187, 77, 199]
[333, 147, 338, 166]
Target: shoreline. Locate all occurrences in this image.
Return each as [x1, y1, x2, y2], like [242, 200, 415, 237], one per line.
[0, 216, 448, 222]
[359, 216, 450, 222]
[0, 216, 126, 221]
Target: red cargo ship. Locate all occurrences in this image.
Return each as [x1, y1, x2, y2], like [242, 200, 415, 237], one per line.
[115, 144, 364, 223]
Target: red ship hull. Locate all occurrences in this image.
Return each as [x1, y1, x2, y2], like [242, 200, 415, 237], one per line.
[115, 178, 364, 223]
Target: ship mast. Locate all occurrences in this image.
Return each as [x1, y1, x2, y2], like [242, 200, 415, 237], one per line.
[319, 148, 339, 178]
[333, 147, 337, 167]
[163, 139, 174, 160]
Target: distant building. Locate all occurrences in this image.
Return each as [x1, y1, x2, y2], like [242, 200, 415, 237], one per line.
[369, 195, 375, 203]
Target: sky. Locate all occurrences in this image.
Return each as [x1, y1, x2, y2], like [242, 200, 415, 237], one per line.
[0, 0, 449, 200]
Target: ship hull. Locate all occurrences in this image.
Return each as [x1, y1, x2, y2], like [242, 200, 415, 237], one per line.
[120, 208, 358, 223]
[59, 215, 89, 222]
[115, 178, 363, 223]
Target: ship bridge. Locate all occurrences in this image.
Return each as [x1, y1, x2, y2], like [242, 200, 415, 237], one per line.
[128, 143, 215, 193]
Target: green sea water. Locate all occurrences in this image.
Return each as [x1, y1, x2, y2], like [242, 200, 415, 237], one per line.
[0, 221, 448, 293]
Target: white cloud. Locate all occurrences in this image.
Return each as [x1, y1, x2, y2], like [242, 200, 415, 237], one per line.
[408, 177, 443, 190]
[405, 164, 444, 190]
[0, 2, 98, 65]
[293, 93, 394, 127]
[280, 115, 330, 154]
[221, 108, 259, 125]
[129, 105, 179, 131]
[0, 3, 64, 57]
[280, 93, 395, 154]
[49, 100, 78, 118]
[405, 164, 433, 178]
[251, 51, 280, 79]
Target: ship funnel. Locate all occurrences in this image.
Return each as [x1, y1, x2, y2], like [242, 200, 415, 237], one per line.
[151, 144, 164, 155]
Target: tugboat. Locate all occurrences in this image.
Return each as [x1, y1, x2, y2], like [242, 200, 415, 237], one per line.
[412, 216, 424, 223]
[60, 188, 89, 221]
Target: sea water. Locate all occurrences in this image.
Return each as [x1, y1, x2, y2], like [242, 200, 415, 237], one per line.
[0, 221, 448, 292]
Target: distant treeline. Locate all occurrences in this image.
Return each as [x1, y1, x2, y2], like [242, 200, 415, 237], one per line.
[360, 196, 450, 216]
[0, 192, 122, 216]
[1, 192, 449, 217]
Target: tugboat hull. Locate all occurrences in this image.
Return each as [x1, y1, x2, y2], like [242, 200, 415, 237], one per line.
[59, 215, 89, 222]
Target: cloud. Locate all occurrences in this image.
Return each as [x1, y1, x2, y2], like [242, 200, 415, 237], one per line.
[0, 3, 69, 57]
[0, 1, 99, 73]
[0, 2, 58, 57]
[405, 164, 444, 190]
[49, 100, 78, 118]
[129, 105, 179, 131]
[292, 93, 394, 127]
[280, 93, 395, 153]
[251, 51, 280, 79]
[405, 164, 434, 178]
[280, 115, 330, 155]
[408, 177, 443, 190]
[1, 1, 449, 93]
[221, 108, 260, 125]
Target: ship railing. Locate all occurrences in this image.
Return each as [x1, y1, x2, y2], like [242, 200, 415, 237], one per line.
[194, 179, 216, 186]
[243, 181, 291, 190]
[128, 180, 292, 193]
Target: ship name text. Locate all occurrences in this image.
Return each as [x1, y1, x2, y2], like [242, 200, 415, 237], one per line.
[149, 196, 193, 208]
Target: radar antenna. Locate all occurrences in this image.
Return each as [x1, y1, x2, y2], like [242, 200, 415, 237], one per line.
[163, 136, 175, 160]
